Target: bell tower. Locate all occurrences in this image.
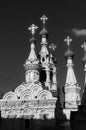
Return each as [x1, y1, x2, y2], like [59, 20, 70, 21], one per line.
[39, 15, 57, 93]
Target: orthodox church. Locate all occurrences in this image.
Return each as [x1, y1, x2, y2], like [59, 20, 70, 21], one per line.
[0, 15, 82, 122]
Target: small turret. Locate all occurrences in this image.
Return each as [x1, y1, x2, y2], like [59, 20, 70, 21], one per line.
[39, 15, 49, 64]
[63, 36, 81, 120]
[64, 36, 76, 86]
[24, 24, 39, 84]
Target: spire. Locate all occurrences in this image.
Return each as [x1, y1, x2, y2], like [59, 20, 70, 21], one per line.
[63, 36, 81, 120]
[24, 24, 39, 83]
[39, 15, 49, 63]
[65, 59, 77, 85]
[27, 24, 38, 63]
[64, 36, 81, 110]
[64, 36, 76, 85]
[24, 24, 39, 70]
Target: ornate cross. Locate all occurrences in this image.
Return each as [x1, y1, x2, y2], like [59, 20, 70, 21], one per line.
[64, 36, 72, 47]
[40, 15, 48, 25]
[49, 43, 57, 51]
[28, 24, 38, 35]
[81, 42, 86, 52]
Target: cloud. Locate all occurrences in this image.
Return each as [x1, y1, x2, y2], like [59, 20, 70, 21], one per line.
[72, 28, 86, 36]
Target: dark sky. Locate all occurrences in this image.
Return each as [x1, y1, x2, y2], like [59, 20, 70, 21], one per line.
[0, 1, 86, 98]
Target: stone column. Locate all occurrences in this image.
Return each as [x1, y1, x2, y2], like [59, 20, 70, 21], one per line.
[52, 66, 57, 90]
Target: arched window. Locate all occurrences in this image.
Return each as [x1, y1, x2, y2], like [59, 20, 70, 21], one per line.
[39, 68, 46, 83]
[42, 57, 45, 62]
[50, 71, 53, 81]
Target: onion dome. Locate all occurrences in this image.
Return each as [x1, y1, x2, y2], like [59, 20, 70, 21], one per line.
[39, 27, 48, 36]
[64, 49, 74, 58]
[29, 36, 36, 43]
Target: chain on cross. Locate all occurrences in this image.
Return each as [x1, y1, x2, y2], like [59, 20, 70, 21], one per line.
[64, 36, 72, 47]
[28, 24, 38, 35]
[40, 15, 48, 25]
[81, 42, 86, 52]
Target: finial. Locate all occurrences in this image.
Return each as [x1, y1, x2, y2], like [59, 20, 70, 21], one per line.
[28, 24, 38, 36]
[40, 15, 48, 25]
[64, 36, 72, 49]
[81, 42, 86, 52]
[49, 43, 57, 52]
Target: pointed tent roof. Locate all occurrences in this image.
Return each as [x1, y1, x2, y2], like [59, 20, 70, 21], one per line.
[28, 41, 37, 62]
[28, 24, 38, 62]
[24, 24, 39, 69]
[40, 44, 49, 56]
[64, 36, 77, 86]
[65, 58, 77, 86]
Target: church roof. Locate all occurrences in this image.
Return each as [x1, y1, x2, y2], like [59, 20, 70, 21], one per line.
[65, 58, 77, 85]
[28, 43, 37, 62]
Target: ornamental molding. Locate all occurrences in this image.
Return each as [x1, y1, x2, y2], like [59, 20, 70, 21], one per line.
[0, 98, 57, 119]
[0, 99, 57, 110]
[3, 91, 17, 101]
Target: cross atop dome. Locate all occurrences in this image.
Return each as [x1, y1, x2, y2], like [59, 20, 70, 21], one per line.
[40, 15, 48, 25]
[28, 24, 38, 36]
[64, 36, 72, 48]
[64, 36, 74, 58]
[49, 43, 57, 52]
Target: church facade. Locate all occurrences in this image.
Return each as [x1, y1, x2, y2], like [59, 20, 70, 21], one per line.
[0, 15, 81, 120]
